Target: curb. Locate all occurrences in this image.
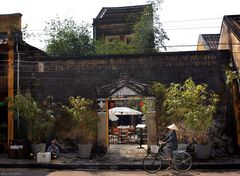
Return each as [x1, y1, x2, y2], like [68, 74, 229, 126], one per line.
[0, 163, 240, 170]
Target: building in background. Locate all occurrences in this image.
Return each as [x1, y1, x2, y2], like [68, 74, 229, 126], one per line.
[197, 14, 240, 148]
[0, 13, 47, 153]
[197, 34, 220, 50]
[93, 5, 149, 43]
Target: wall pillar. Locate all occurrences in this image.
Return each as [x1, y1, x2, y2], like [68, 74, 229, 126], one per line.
[146, 110, 157, 145]
[97, 112, 107, 149]
[7, 31, 14, 147]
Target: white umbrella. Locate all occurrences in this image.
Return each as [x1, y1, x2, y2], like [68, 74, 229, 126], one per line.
[109, 107, 142, 115]
[109, 114, 119, 121]
[109, 107, 142, 143]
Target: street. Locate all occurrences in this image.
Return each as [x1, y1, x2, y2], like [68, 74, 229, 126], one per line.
[0, 169, 240, 176]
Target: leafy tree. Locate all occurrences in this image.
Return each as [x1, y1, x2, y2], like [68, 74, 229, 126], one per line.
[147, 0, 169, 51]
[8, 92, 55, 143]
[151, 78, 219, 143]
[66, 96, 98, 144]
[22, 24, 35, 41]
[130, 4, 155, 53]
[94, 40, 134, 55]
[44, 16, 93, 56]
[130, 0, 169, 53]
[94, 0, 169, 54]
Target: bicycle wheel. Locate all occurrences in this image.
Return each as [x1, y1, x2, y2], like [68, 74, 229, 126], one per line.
[143, 154, 162, 174]
[173, 151, 192, 172]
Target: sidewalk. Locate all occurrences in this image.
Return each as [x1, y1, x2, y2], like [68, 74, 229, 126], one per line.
[0, 144, 239, 170]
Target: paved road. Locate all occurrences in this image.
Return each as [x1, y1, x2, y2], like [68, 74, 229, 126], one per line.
[0, 169, 240, 176]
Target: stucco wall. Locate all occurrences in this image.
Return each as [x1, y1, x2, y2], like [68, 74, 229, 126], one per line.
[219, 22, 240, 71]
[0, 13, 22, 32]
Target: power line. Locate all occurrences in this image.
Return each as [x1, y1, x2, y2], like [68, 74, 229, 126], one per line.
[165, 26, 221, 30]
[27, 25, 222, 35]
[0, 42, 239, 58]
[25, 17, 223, 32]
[161, 17, 222, 24]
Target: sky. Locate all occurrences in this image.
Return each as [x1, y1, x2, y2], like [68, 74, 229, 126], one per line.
[1, 0, 240, 51]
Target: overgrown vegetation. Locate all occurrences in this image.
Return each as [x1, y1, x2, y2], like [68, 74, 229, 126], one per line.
[151, 78, 219, 144]
[66, 96, 98, 144]
[8, 92, 55, 143]
[43, 0, 168, 56]
[44, 16, 94, 56]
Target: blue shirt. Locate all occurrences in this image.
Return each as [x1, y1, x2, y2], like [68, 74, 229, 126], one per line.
[163, 131, 178, 150]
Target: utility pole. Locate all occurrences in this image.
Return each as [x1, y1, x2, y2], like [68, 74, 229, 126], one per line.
[7, 30, 14, 147]
[16, 41, 20, 129]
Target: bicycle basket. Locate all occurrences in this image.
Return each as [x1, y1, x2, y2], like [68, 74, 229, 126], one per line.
[150, 145, 159, 154]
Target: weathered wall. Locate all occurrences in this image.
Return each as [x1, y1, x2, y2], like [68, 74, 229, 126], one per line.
[19, 50, 237, 151]
[0, 13, 22, 32]
[20, 50, 230, 103]
[218, 21, 240, 150]
[219, 22, 240, 71]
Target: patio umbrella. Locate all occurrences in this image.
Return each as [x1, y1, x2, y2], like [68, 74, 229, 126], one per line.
[109, 107, 143, 143]
[109, 107, 142, 116]
[109, 114, 119, 121]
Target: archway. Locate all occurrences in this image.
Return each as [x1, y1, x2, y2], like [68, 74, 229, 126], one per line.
[96, 79, 156, 149]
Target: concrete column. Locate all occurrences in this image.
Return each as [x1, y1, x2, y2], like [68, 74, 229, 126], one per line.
[97, 112, 107, 148]
[146, 110, 157, 145]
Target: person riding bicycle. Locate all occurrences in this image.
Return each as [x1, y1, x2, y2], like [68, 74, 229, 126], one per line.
[159, 124, 179, 166]
[143, 124, 192, 173]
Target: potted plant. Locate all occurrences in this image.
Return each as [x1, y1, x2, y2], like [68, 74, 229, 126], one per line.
[8, 92, 55, 154]
[176, 123, 189, 151]
[152, 78, 219, 159]
[66, 96, 98, 158]
[177, 79, 219, 159]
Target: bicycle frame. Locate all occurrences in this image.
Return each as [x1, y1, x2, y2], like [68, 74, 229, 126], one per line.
[154, 144, 172, 161]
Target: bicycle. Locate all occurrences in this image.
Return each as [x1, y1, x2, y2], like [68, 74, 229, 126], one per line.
[142, 143, 192, 174]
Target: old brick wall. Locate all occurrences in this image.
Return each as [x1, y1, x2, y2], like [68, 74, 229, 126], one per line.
[19, 50, 230, 103]
[19, 50, 235, 150]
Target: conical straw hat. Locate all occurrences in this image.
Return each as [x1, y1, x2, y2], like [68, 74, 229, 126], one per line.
[167, 124, 179, 131]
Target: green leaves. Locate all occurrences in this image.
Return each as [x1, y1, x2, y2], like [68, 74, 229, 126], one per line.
[94, 40, 134, 55]
[152, 78, 219, 141]
[44, 16, 93, 56]
[8, 92, 55, 143]
[8, 92, 40, 121]
[66, 96, 98, 144]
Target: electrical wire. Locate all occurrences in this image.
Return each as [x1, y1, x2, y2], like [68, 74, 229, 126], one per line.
[0, 42, 239, 55]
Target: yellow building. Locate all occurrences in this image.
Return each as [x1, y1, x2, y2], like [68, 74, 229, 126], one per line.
[197, 15, 240, 149]
[197, 34, 220, 51]
[0, 13, 22, 153]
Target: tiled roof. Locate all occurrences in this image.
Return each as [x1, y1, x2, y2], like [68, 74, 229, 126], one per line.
[201, 34, 220, 50]
[223, 15, 240, 41]
[93, 4, 149, 25]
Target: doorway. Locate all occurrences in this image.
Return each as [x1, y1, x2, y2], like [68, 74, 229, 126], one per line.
[107, 98, 145, 145]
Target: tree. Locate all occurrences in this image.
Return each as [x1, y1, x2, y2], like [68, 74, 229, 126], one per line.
[94, 40, 134, 55]
[147, 0, 169, 51]
[130, 0, 169, 53]
[94, 0, 169, 55]
[151, 78, 219, 143]
[44, 16, 93, 56]
[8, 92, 55, 143]
[66, 96, 98, 144]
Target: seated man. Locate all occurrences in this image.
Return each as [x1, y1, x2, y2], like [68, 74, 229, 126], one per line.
[47, 139, 60, 159]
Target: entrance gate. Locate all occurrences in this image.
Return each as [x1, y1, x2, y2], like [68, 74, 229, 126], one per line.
[96, 79, 157, 149]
